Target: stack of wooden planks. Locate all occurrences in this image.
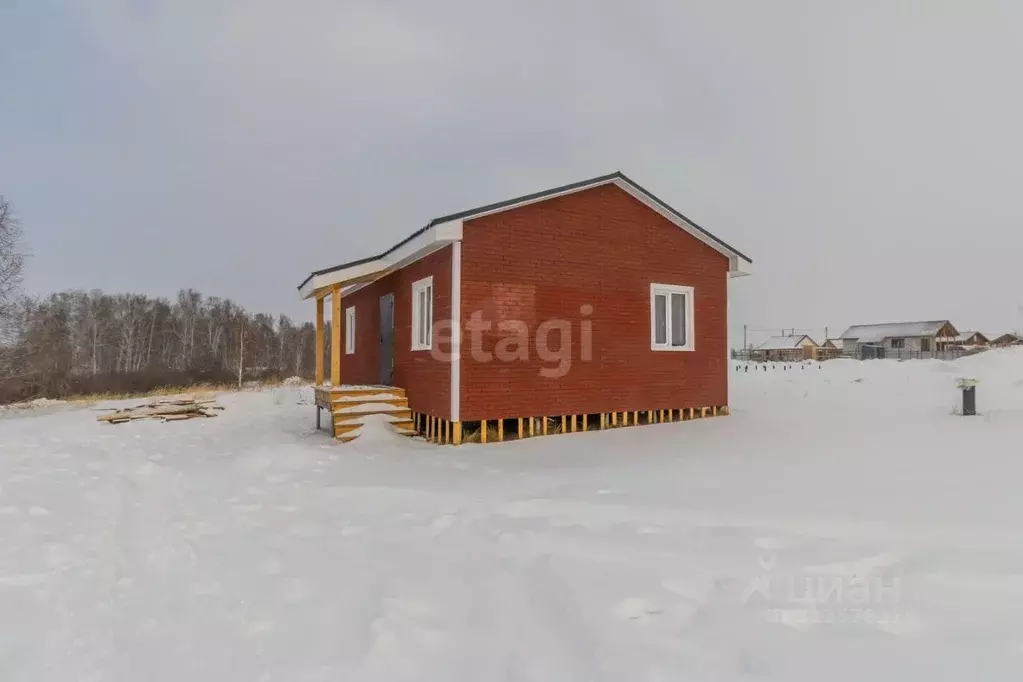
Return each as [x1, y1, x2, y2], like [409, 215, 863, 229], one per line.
[96, 396, 224, 424]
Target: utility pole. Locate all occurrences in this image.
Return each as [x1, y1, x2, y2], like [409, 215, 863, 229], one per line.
[743, 324, 747, 349]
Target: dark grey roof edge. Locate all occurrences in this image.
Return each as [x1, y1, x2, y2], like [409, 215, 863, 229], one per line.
[613, 171, 752, 264]
[298, 170, 751, 290]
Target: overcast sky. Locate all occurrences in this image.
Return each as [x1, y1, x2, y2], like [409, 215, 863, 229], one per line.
[3, 0, 1022, 346]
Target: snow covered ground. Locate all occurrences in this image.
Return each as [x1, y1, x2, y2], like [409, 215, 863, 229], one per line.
[3, 351, 1023, 681]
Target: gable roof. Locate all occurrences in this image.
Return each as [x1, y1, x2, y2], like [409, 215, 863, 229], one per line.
[823, 338, 843, 349]
[757, 334, 816, 350]
[956, 331, 989, 344]
[298, 171, 752, 297]
[840, 320, 956, 343]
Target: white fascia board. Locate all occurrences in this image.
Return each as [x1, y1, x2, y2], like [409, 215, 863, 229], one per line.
[432, 218, 464, 241]
[299, 257, 386, 299]
[613, 179, 750, 275]
[299, 220, 463, 299]
[728, 255, 752, 277]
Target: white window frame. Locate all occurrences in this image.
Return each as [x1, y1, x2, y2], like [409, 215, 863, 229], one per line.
[411, 276, 433, 351]
[650, 283, 695, 352]
[344, 306, 356, 354]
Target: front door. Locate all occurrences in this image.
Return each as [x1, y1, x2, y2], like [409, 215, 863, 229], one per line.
[379, 293, 394, 385]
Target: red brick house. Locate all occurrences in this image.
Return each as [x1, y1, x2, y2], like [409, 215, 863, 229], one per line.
[298, 172, 751, 443]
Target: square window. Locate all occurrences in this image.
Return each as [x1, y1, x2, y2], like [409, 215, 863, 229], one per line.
[650, 284, 694, 351]
[411, 276, 433, 351]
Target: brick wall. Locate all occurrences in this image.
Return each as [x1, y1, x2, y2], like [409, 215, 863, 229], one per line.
[339, 246, 452, 419]
[458, 184, 729, 421]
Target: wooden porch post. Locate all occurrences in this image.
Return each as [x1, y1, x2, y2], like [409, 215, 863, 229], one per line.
[331, 285, 341, 386]
[315, 296, 325, 385]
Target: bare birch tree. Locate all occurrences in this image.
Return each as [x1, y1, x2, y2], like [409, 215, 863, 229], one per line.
[0, 196, 25, 341]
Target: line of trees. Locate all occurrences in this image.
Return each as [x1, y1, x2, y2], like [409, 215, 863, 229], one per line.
[1, 289, 327, 403]
[0, 196, 329, 403]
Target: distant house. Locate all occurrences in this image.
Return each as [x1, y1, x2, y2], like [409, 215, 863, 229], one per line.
[755, 334, 818, 362]
[840, 320, 958, 356]
[817, 338, 844, 360]
[991, 332, 1023, 347]
[955, 331, 989, 347]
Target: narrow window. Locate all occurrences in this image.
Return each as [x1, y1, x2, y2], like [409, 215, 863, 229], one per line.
[654, 294, 667, 345]
[411, 276, 433, 351]
[650, 284, 694, 351]
[344, 306, 356, 354]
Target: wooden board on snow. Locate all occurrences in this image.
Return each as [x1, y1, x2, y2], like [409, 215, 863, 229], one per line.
[96, 397, 225, 424]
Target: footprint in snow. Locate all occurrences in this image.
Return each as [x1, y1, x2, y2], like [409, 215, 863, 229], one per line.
[615, 598, 664, 622]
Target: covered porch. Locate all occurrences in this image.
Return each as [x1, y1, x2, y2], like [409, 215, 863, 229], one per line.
[299, 220, 463, 441]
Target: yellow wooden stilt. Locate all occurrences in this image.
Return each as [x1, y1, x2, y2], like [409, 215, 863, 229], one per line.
[518, 417, 524, 439]
[561, 415, 566, 432]
[611, 411, 618, 426]
[498, 419, 504, 442]
[712, 406, 718, 416]
[453, 422, 462, 445]
[570, 415, 577, 433]
[622, 411, 628, 426]
[600, 413, 606, 429]
[701, 407, 707, 418]
[582, 414, 588, 431]
[314, 297, 325, 386]
[529, 417, 535, 437]
[542, 417, 549, 435]
[330, 285, 342, 386]
[481, 420, 488, 444]
[633, 410, 638, 425]
[659, 409, 665, 423]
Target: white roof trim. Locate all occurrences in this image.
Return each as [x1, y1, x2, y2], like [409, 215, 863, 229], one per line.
[300, 173, 753, 298]
[299, 220, 463, 299]
[609, 180, 751, 275]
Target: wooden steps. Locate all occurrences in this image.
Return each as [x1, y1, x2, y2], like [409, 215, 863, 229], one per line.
[333, 407, 412, 420]
[319, 386, 416, 442]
